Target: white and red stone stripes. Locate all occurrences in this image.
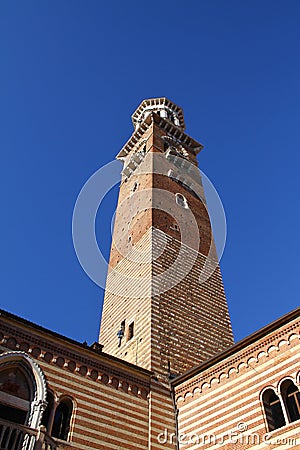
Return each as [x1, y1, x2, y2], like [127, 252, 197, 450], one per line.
[174, 318, 300, 449]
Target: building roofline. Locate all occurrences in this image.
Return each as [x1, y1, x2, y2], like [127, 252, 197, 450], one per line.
[0, 308, 152, 377]
[171, 306, 300, 387]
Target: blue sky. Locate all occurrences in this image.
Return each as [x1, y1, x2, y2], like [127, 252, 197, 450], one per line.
[1, 1, 299, 345]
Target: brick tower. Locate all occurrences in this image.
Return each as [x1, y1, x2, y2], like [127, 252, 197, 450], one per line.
[99, 98, 234, 380]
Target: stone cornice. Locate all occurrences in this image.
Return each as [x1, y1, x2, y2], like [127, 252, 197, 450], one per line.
[172, 308, 300, 402]
[116, 113, 203, 159]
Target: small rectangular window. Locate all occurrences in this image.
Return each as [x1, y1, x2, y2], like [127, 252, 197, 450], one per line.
[128, 322, 134, 341]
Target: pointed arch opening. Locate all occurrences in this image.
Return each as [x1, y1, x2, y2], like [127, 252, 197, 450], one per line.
[0, 351, 47, 429]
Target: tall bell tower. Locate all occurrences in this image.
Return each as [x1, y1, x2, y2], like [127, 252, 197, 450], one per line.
[99, 98, 234, 380]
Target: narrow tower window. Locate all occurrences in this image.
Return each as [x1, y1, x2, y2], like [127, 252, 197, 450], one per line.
[262, 389, 286, 431]
[175, 193, 188, 209]
[128, 322, 134, 341]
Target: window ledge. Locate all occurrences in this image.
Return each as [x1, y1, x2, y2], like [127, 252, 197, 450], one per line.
[267, 418, 300, 437]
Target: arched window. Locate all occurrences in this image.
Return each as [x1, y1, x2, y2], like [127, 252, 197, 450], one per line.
[262, 389, 286, 431]
[41, 390, 55, 432]
[281, 380, 300, 423]
[175, 193, 188, 209]
[52, 397, 73, 441]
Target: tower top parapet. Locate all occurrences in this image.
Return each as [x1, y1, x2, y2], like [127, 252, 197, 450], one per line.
[131, 97, 185, 131]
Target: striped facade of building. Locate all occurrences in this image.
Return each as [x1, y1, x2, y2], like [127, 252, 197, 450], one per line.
[1, 98, 299, 450]
[0, 310, 151, 450]
[173, 309, 300, 449]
